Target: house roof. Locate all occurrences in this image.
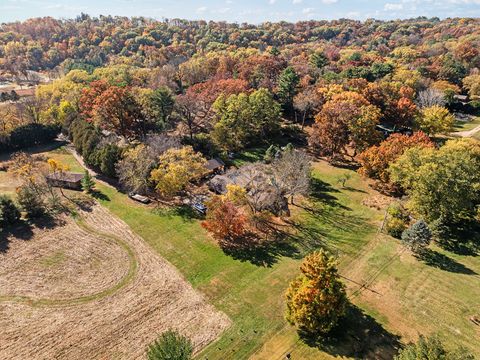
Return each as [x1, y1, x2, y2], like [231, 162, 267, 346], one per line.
[46, 172, 83, 183]
[205, 158, 225, 171]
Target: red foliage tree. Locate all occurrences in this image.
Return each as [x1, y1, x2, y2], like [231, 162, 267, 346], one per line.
[202, 196, 248, 243]
[80, 81, 142, 137]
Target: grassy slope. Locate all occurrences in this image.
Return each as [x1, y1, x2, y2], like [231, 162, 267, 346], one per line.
[43, 147, 382, 358]
[34, 147, 480, 358]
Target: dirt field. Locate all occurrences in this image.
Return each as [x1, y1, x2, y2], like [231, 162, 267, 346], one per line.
[0, 205, 230, 359]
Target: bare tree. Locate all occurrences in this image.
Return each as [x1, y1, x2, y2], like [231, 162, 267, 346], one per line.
[271, 148, 311, 205]
[293, 86, 321, 129]
[416, 88, 446, 109]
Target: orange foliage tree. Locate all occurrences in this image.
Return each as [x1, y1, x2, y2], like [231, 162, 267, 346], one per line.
[356, 131, 433, 183]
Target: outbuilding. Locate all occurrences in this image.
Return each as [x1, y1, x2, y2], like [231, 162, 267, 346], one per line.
[46, 172, 83, 191]
[204, 158, 226, 175]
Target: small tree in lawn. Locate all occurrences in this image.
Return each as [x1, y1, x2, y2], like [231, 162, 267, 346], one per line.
[146, 330, 193, 360]
[81, 171, 95, 193]
[401, 220, 432, 255]
[285, 249, 348, 336]
[337, 173, 352, 188]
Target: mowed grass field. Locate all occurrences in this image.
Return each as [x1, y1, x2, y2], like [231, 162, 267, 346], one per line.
[4, 145, 480, 359]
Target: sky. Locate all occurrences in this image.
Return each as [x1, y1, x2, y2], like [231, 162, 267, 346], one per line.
[0, 0, 479, 24]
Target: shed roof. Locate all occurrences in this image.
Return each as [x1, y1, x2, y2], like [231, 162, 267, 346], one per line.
[205, 158, 225, 171]
[46, 172, 83, 183]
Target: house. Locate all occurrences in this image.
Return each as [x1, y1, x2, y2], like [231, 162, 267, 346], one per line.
[204, 158, 226, 175]
[208, 166, 289, 216]
[46, 172, 83, 190]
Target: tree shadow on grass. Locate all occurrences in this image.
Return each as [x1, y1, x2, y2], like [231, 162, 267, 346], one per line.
[300, 304, 401, 360]
[220, 176, 368, 266]
[0, 214, 62, 253]
[152, 205, 204, 223]
[90, 189, 110, 202]
[419, 248, 477, 275]
[342, 186, 367, 194]
[436, 221, 480, 257]
[308, 177, 345, 208]
[220, 234, 300, 267]
[0, 221, 34, 253]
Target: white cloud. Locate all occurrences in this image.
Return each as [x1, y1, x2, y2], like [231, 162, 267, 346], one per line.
[384, 2, 404, 10]
[302, 7, 314, 13]
[196, 6, 207, 13]
[269, 0, 277, 4]
[212, 7, 231, 14]
[292, 0, 303, 4]
[322, 0, 338, 3]
[346, 11, 361, 18]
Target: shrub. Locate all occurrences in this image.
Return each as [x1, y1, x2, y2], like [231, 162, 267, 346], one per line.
[386, 217, 408, 238]
[385, 202, 409, 238]
[285, 249, 348, 335]
[146, 330, 193, 360]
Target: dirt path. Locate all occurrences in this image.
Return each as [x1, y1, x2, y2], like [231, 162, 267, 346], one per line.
[0, 205, 230, 359]
[451, 124, 480, 138]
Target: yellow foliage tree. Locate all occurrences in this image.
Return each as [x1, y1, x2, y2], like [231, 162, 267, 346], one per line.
[416, 105, 455, 135]
[150, 146, 206, 198]
[285, 250, 348, 335]
[463, 74, 480, 98]
[223, 184, 248, 206]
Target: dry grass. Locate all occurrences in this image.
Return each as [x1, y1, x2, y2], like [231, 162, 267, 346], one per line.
[0, 205, 230, 359]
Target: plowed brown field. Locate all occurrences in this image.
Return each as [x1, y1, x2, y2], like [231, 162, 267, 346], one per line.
[0, 205, 230, 359]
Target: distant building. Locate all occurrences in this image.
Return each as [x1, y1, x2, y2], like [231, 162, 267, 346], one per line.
[453, 94, 469, 103]
[46, 172, 83, 191]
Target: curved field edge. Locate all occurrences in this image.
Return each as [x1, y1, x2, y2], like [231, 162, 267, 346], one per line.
[0, 217, 138, 307]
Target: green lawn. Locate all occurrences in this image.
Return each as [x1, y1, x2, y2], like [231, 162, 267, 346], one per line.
[11, 146, 480, 358]
[77, 156, 386, 359]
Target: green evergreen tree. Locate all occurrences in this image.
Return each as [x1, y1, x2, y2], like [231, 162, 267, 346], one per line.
[310, 51, 329, 70]
[81, 171, 95, 193]
[277, 66, 300, 114]
[264, 144, 280, 163]
[0, 195, 21, 227]
[17, 185, 46, 218]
